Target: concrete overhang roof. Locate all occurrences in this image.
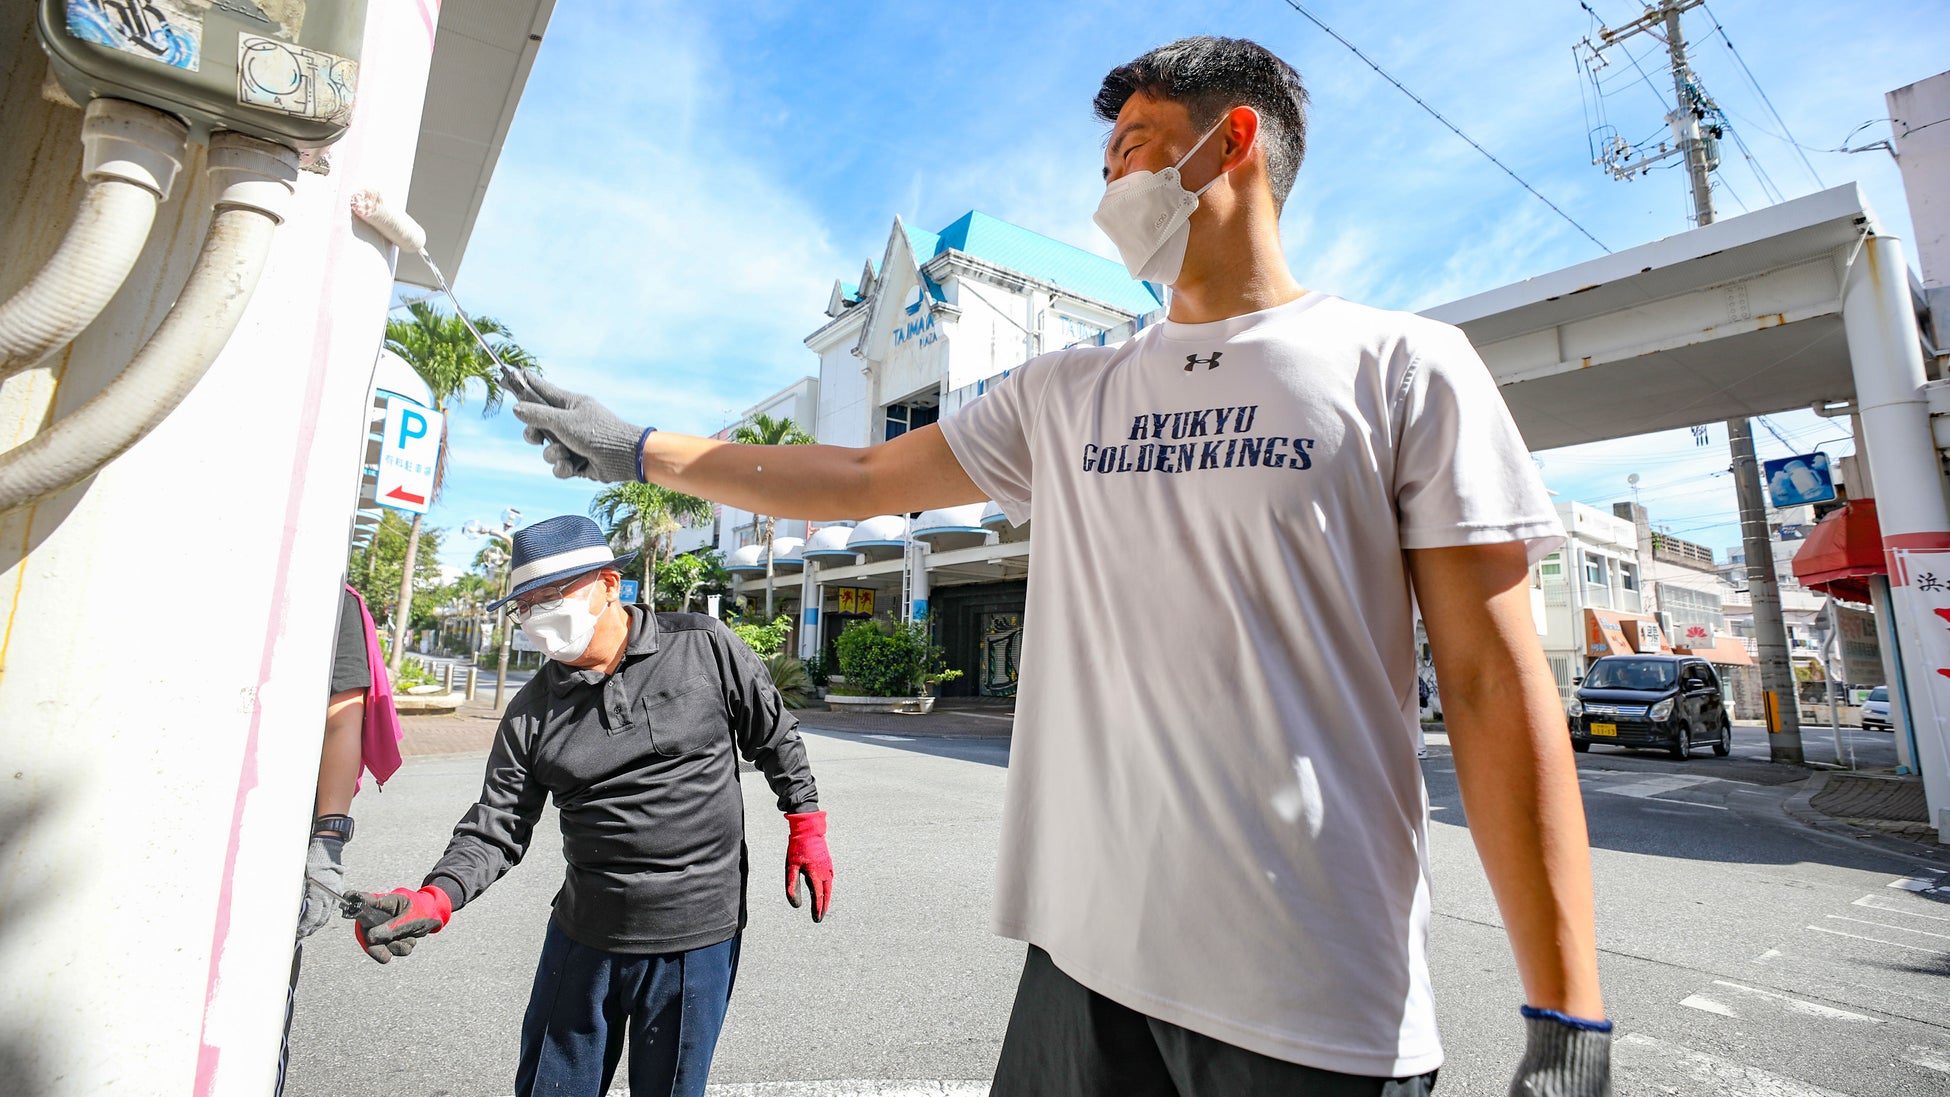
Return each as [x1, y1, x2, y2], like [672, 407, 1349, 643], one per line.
[394, 0, 557, 290]
[1423, 184, 1886, 451]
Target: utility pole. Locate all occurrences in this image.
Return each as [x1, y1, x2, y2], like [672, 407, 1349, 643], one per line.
[1578, 0, 1802, 762]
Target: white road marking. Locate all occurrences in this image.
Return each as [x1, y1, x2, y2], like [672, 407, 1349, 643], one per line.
[1595, 774, 1720, 797]
[1852, 894, 1950, 921]
[1806, 924, 1950, 955]
[1888, 874, 1944, 894]
[1590, 773, 1728, 808]
[1681, 994, 1739, 1017]
[545, 1084, 994, 1097]
[1905, 1046, 1950, 1075]
[860, 734, 916, 742]
[1710, 980, 1880, 1023]
[703, 1086, 991, 1097]
[1613, 1033, 1848, 1096]
[1826, 914, 1950, 941]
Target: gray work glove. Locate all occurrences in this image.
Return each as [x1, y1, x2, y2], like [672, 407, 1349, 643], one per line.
[504, 367, 649, 483]
[297, 834, 345, 939]
[1509, 1010, 1613, 1096]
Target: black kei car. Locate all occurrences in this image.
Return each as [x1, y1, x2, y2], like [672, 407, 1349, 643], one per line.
[1568, 654, 1733, 759]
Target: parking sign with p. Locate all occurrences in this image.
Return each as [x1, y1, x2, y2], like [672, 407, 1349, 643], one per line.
[377, 397, 442, 514]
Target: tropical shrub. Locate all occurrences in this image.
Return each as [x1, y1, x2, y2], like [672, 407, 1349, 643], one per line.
[761, 652, 812, 710]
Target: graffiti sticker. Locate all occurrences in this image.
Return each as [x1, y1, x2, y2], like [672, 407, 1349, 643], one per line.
[67, 0, 206, 71]
[237, 33, 357, 125]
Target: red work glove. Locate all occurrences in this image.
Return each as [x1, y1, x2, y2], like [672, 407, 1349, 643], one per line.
[784, 811, 833, 923]
[350, 885, 452, 964]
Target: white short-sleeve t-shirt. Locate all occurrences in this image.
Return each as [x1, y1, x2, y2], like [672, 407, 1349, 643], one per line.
[938, 292, 1563, 1077]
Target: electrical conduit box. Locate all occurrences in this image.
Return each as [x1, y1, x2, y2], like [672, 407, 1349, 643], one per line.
[38, 0, 368, 148]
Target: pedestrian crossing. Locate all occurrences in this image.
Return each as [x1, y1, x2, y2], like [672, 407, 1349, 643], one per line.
[1639, 869, 1950, 1095]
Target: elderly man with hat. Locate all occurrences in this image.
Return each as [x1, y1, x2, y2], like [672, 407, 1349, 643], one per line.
[349, 514, 832, 1097]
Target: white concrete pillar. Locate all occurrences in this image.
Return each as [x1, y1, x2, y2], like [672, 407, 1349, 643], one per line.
[1844, 234, 1950, 840]
[0, 6, 438, 1095]
[799, 563, 821, 660]
[909, 540, 931, 621]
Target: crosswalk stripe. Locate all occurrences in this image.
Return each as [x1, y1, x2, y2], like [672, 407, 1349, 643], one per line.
[1614, 1033, 1847, 1096]
[1906, 1047, 1950, 1075]
[1806, 924, 1950, 955]
[1680, 994, 1738, 1017]
[1709, 980, 1879, 1023]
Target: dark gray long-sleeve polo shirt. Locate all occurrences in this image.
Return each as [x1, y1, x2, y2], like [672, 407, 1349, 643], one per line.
[422, 606, 819, 953]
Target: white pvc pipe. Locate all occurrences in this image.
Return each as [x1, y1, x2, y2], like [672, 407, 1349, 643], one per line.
[0, 132, 297, 514]
[0, 99, 187, 380]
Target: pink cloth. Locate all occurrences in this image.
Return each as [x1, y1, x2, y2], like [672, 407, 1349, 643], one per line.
[346, 585, 403, 785]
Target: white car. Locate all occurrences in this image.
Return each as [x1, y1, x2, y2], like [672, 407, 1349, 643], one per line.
[1861, 685, 1891, 732]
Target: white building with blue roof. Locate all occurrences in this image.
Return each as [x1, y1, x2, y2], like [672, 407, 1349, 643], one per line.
[710, 209, 1163, 693]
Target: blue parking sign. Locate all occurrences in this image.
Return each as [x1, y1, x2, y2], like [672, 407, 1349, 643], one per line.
[619, 579, 640, 604]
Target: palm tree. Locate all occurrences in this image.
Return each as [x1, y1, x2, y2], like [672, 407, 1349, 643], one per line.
[588, 481, 713, 603]
[381, 300, 533, 675]
[729, 412, 817, 618]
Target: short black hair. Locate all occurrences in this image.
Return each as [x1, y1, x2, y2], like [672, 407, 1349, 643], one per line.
[1093, 37, 1311, 210]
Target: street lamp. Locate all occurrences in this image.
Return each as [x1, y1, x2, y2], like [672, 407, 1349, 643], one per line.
[464, 508, 521, 709]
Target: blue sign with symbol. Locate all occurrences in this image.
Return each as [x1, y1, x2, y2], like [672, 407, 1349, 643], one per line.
[1762, 452, 1835, 508]
[619, 579, 640, 604]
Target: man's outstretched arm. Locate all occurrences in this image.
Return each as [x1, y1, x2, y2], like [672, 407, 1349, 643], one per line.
[505, 370, 986, 520]
[1408, 540, 1603, 1017]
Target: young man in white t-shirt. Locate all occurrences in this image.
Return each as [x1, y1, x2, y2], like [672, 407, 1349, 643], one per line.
[505, 35, 1611, 1097]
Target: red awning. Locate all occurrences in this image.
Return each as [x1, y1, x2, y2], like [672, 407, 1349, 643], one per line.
[1791, 499, 1884, 604]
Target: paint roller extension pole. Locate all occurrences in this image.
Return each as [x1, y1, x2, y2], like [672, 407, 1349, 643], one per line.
[350, 190, 508, 371]
[0, 133, 299, 514]
[0, 99, 188, 381]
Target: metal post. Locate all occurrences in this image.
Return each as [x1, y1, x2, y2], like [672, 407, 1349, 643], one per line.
[465, 661, 477, 701]
[495, 559, 513, 710]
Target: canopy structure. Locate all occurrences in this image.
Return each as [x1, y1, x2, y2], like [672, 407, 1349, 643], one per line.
[1791, 499, 1886, 604]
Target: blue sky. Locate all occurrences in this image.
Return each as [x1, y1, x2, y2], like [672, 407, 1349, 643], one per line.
[419, 0, 1949, 573]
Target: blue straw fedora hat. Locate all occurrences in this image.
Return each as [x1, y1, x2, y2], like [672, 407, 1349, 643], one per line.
[486, 514, 637, 610]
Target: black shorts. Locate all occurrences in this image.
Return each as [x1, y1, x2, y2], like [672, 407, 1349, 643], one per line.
[329, 588, 371, 696]
[991, 947, 1438, 1097]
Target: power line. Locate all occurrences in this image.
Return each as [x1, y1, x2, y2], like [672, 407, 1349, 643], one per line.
[1700, 1, 1823, 187]
[1273, 0, 1612, 253]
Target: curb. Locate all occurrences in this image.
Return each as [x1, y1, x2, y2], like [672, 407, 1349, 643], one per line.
[1780, 770, 1950, 869]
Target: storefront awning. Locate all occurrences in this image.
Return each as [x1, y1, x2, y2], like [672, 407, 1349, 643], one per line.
[1676, 635, 1754, 666]
[1791, 499, 1884, 605]
[1584, 609, 1652, 657]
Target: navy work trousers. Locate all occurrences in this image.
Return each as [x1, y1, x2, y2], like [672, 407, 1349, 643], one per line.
[516, 919, 741, 1097]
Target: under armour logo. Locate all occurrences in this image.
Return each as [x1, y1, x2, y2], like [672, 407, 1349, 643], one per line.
[1184, 351, 1222, 372]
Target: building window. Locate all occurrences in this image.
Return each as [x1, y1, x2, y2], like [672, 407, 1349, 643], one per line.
[1583, 553, 1607, 586]
[884, 400, 940, 441]
[1539, 555, 1563, 578]
[1620, 563, 1638, 592]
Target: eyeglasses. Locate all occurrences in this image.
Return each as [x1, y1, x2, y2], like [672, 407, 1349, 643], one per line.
[505, 575, 594, 621]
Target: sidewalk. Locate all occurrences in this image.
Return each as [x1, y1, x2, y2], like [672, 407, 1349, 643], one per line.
[1794, 771, 1940, 846]
[397, 696, 1015, 757]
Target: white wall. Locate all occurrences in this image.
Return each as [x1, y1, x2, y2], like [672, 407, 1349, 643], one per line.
[0, 7, 436, 1094]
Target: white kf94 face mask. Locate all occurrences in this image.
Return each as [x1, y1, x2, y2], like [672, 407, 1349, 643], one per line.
[1092, 111, 1242, 285]
[519, 588, 605, 662]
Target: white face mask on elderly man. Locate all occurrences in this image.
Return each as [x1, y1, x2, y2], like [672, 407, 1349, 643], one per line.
[1092, 111, 1244, 286]
[519, 586, 607, 662]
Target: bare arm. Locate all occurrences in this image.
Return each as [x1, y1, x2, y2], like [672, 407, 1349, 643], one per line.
[1408, 541, 1604, 1018]
[313, 688, 365, 824]
[639, 422, 986, 520]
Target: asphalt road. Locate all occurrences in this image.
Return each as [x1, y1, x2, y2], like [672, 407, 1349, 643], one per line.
[286, 721, 1950, 1096]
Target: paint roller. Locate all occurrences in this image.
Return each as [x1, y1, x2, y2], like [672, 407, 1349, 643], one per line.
[350, 189, 510, 373]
